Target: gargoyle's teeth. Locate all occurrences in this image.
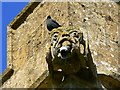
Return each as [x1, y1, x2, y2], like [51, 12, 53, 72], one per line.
[60, 46, 68, 52]
[58, 53, 61, 58]
[62, 76, 65, 82]
[57, 69, 62, 72]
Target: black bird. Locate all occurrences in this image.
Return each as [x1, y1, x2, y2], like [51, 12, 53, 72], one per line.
[46, 15, 61, 31]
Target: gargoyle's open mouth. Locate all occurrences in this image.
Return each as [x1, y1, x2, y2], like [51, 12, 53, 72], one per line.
[59, 46, 71, 59]
[57, 38, 76, 59]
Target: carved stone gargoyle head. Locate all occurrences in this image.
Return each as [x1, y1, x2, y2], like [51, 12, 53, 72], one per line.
[48, 27, 87, 75]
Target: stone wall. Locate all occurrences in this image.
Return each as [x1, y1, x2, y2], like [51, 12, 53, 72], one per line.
[1, 1, 119, 88]
[67, 2, 119, 74]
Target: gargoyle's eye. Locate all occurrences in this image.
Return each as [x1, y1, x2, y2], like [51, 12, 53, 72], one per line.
[71, 32, 79, 38]
[73, 32, 77, 36]
[52, 34, 58, 41]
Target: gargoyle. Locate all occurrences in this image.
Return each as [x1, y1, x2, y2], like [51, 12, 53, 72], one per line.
[45, 16, 103, 89]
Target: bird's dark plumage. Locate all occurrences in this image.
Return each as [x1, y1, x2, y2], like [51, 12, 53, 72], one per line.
[46, 15, 61, 31]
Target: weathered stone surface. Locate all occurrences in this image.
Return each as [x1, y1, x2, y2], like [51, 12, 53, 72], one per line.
[67, 2, 119, 74]
[1, 1, 119, 88]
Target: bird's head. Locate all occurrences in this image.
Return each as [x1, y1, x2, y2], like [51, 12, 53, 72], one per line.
[47, 15, 51, 19]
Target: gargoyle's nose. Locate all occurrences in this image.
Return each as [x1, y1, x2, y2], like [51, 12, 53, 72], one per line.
[62, 40, 71, 46]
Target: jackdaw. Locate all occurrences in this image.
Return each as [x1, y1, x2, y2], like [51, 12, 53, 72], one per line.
[46, 15, 61, 31]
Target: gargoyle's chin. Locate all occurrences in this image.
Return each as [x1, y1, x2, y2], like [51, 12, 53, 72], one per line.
[58, 46, 71, 59]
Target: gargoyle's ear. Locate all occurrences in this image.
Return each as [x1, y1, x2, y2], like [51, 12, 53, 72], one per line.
[46, 15, 61, 31]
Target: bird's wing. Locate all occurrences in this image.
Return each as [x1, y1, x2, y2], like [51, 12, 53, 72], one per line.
[51, 19, 61, 27]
